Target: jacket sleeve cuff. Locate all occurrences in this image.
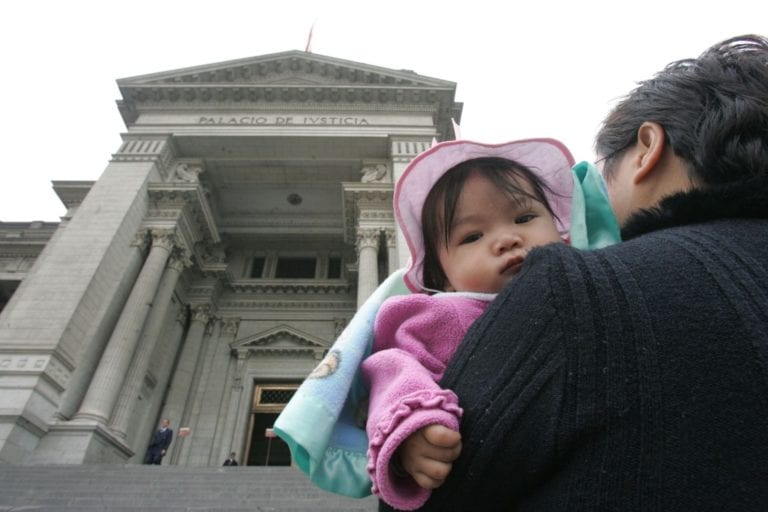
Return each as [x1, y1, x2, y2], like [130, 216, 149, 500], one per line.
[367, 389, 461, 510]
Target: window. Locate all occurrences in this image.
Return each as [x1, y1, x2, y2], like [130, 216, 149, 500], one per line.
[275, 257, 316, 278]
[250, 257, 266, 278]
[327, 257, 342, 279]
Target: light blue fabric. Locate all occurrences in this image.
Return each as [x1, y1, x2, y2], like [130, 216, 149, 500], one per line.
[274, 268, 410, 498]
[274, 162, 621, 498]
[569, 161, 622, 250]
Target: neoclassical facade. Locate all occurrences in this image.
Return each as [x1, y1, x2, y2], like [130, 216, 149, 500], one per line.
[0, 51, 461, 466]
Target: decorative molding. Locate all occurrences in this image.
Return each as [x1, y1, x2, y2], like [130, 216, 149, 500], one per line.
[360, 163, 389, 183]
[0, 354, 49, 371]
[110, 135, 176, 176]
[221, 317, 241, 337]
[192, 242, 229, 275]
[168, 159, 205, 184]
[146, 183, 221, 250]
[120, 85, 455, 108]
[219, 300, 355, 310]
[341, 183, 394, 244]
[0, 354, 69, 392]
[231, 324, 329, 358]
[228, 280, 353, 295]
[135, 102, 438, 114]
[359, 210, 394, 221]
[0, 250, 42, 259]
[123, 52, 453, 87]
[391, 139, 433, 162]
[194, 242, 227, 264]
[0, 223, 58, 259]
[342, 187, 394, 203]
[217, 214, 342, 231]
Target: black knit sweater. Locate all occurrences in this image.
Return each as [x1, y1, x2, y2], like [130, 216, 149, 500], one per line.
[391, 177, 768, 511]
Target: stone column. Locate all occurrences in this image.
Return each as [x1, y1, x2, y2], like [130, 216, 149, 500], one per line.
[210, 349, 236, 463]
[109, 250, 190, 439]
[162, 304, 212, 461]
[131, 307, 188, 463]
[356, 227, 380, 308]
[56, 232, 148, 421]
[176, 320, 218, 466]
[230, 368, 254, 461]
[74, 229, 177, 424]
[186, 317, 239, 466]
[214, 351, 247, 460]
[385, 228, 400, 276]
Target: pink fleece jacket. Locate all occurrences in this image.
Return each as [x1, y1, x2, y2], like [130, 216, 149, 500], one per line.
[361, 292, 492, 510]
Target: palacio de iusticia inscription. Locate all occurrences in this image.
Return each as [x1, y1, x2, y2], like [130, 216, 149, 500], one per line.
[198, 116, 370, 125]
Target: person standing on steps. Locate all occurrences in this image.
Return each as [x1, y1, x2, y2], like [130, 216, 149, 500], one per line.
[143, 418, 173, 465]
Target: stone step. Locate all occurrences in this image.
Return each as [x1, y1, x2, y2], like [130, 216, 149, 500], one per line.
[0, 465, 378, 511]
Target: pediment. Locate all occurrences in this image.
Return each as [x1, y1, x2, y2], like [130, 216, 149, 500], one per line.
[231, 324, 328, 354]
[117, 50, 455, 89]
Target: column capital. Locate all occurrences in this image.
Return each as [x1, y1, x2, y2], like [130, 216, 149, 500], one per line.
[176, 308, 189, 325]
[149, 228, 178, 252]
[167, 248, 193, 273]
[356, 228, 380, 251]
[384, 228, 397, 248]
[131, 230, 151, 250]
[190, 304, 213, 324]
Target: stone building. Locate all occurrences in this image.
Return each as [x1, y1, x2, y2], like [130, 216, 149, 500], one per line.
[0, 51, 462, 466]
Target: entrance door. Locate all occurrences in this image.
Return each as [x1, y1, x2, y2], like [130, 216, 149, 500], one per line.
[244, 384, 297, 466]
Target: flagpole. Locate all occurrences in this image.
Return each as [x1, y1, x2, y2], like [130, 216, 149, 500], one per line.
[305, 21, 315, 53]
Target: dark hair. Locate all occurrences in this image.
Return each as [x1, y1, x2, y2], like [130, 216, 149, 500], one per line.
[421, 157, 557, 291]
[596, 34, 768, 185]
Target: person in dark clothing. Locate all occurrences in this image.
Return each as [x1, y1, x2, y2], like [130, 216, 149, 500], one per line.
[223, 452, 239, 466]
[390, 34, 768, 511]
[143, 418, 173, 465]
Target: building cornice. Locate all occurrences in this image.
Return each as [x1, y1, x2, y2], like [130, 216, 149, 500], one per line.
[116, 51, 463, 141]
[228, 279, 354, 295]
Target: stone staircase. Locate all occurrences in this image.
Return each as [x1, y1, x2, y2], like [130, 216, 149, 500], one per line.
[0, 464, 378, 511]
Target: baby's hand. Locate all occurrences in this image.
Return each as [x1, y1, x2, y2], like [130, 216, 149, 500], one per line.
[398, 424, 461, 490]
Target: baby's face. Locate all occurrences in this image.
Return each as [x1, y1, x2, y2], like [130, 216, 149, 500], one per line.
[438, 172, 561, 293]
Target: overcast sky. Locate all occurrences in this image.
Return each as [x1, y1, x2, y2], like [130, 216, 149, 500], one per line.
[1, 0, 765, 222]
